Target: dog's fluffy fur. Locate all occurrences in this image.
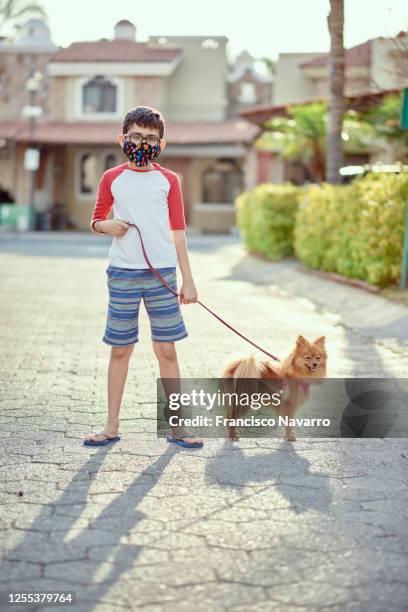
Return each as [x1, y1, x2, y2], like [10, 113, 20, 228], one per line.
[221, 335, 327, 441]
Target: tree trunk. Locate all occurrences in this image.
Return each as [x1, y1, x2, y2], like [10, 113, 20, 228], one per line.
[326, 0, 345, 183]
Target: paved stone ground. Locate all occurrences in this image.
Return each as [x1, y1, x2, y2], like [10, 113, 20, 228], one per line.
[0, 231, 407, 612]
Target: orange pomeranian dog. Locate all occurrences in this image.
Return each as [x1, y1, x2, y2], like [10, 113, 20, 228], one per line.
[221, 335, 327, 442]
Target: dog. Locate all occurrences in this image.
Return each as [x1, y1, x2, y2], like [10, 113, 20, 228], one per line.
[221, 335, 327, 441]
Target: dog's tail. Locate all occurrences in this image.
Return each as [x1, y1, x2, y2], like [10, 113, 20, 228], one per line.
[228, 356, 264, 411]
[232, 355, 263, 381]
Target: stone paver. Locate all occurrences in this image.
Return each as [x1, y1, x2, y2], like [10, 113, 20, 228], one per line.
[0, 231, 407, 611]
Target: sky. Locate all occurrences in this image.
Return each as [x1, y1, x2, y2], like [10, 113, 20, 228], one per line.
[7, 0, 408, 61]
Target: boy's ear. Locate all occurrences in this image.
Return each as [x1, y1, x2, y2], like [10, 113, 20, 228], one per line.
[118, 133, 125, 146]
[296, 335, 307, 347]
[314, 336, 326, 347]
[159, 138, 166, 151]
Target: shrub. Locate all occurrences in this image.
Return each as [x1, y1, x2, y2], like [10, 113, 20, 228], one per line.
[236, 183, 302, 261]
[294, 173, 408, 285]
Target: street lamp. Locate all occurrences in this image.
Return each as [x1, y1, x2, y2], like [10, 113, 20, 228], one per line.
[22, 70, 43, 230]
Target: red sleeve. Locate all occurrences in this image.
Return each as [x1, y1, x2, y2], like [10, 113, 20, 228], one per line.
[167, 173, 186, 230]
[90, 172, 114, 231]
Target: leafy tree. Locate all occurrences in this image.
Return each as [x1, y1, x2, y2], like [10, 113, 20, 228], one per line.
[363, 92, 408, 162]
[257, 102, 376, 182]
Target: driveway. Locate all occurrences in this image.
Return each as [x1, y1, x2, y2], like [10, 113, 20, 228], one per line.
[0, 231, 407, 611]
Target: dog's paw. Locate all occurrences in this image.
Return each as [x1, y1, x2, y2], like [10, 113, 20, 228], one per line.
[285, 431, 297, 442]
[228, 434, 240, 442]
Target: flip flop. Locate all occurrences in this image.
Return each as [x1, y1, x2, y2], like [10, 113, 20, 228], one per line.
[83, 432, 121, 447]
[166, 434, 204, 449]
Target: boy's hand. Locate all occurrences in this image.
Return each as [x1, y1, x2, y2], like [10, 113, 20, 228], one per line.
[99, 220, 129, 237]
[179, 280, 198, 305]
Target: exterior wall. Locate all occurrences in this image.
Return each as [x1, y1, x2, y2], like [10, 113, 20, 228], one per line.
[0, 51, 54, 121]
[370, 38, 407, 90]
[274, 53, 321, 105]
[148, 37, 228, 121]
[266, 154, 285, 184]
[313, 73, 371, 98]
[227, 71, 273, 117]
[49, 74, 170, 122]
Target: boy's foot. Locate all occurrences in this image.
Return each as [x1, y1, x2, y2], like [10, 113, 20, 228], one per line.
[169, 426, 203, 447]
[84, 427, 119, 445]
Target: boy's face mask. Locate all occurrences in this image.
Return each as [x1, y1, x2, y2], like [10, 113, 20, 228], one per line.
[122, 139, 161, 167]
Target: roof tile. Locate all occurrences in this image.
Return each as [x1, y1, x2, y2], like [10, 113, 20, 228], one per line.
[0, 120, 261, 145]
[51, 40, 182, 63]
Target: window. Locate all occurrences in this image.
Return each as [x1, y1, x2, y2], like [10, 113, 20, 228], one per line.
[202, 159, 244, 204]
[82, 76, 116, 113]
[104, 153, 117, 171]
[79, 153, 97, 194]
[238, 82, 257, 104]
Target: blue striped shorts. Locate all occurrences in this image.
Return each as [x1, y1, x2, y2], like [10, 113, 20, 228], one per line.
[103, 265, 188, 346]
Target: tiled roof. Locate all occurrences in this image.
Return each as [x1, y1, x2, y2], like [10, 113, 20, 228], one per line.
[240, 87, 403, 126]
[51, 40, 182, 63]
[0, 120, 261, 145]
[300, 40, 372, 69]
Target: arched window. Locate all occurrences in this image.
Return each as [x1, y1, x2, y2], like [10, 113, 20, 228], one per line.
[202, 159, 244, 204]
[82, 76, 116, 113]
[238, 82, 257, 104]
[104, 153, 117, 171]
[79, 153, 97, 194]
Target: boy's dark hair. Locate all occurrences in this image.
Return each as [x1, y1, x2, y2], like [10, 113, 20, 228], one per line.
[122, 106, 165, 138]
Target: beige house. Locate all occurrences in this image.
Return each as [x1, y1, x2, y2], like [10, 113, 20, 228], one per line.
[241, 33, 408, 184]
[274, 34, 408, 106]
[0, 19, 261, 232]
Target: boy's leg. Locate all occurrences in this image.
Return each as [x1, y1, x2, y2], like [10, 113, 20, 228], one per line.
[85, 264, 142, 443]
[84, 345, 134, 442]
[153, 341, 202, 445]
[144, 267, 202, 445]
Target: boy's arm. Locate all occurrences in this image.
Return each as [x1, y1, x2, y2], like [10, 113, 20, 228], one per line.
[173, 230, 198, 304]
[168, 173, 197, 304]
[90, 172, 128, 236]
[90, 173, 113, 234]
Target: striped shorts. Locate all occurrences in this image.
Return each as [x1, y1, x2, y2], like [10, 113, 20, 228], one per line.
[103, 265, 188, 346]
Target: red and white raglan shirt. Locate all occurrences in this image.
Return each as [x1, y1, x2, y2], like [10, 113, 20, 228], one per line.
[90, 162, 186, 269]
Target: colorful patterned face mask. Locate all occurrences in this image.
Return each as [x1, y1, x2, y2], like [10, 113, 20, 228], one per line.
[122, 139, 161, 167]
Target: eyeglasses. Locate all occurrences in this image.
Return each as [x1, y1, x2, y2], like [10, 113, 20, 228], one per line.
[125, 132, 161, 146]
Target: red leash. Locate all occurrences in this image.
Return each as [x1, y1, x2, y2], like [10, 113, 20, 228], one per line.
[126, 222, 280, 363]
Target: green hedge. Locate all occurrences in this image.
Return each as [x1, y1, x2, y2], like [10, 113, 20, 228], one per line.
[236, 183, 302, 261]
[294, 173, 408, 285]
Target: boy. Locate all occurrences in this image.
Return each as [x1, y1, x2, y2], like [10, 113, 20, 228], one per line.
[84, 106, 203, 448]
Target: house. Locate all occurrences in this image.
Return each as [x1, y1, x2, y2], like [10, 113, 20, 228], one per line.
[226, 50, 274, 117]
[239, 33, 408, 184]
[0, 19, 261, 232]
[274, 33, 408, 106]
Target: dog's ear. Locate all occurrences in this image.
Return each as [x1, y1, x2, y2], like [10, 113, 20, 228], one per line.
[296, 335, 307, 347]
[314, 336, 326, 347]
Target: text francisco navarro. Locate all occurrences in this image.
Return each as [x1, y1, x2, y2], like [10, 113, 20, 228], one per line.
[167, 415, 331, 427]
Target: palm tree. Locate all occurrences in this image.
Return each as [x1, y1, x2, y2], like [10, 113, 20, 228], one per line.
[0, 0, 45, 32]
[257, 102, 375, 183]
[326, 0, 345, 183]
[263, 102, 328, 182]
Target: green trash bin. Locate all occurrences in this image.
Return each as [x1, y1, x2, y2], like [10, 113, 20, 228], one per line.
[0, 204, 34, 230]
[0, 204, 17, 228]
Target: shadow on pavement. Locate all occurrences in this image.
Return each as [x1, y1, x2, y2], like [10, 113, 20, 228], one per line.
[205, 440, 332, 515]
[1, 444, 176, 611]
